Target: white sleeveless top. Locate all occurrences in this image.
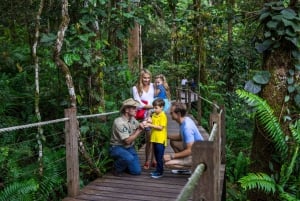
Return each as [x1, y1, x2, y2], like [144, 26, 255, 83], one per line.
[132, 83, 154, 108]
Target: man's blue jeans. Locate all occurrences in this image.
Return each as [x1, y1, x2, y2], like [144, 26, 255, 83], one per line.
[109, 145, 141, 175]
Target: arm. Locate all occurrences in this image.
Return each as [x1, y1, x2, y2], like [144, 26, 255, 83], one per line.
[154, 84, 160, 97]
[132, 86, 153, 109]
[146, 123, 163, 131]
[172, 142, 193, 159]
[123, 123, 144, 145]
[132, 86, 144, 106]
[164, 142, 193, 161]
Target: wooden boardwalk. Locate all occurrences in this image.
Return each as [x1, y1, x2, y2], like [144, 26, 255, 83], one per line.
[63, 112, 194, 201]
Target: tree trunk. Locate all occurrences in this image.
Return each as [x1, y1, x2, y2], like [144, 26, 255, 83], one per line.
[128, 21, 141, 70]
[249, 44, 298, 201]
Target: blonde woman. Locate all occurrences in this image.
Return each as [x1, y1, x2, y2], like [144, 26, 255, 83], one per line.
[132, 69, 156, 169]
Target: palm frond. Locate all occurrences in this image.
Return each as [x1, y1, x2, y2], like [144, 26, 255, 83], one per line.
[238, 172, 276, 194]
[236, 89, 288, 157]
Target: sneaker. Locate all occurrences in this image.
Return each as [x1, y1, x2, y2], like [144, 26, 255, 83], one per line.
[171, 169, 192, 175]
[150, 171, 158, 176]
[151, 172, 163, 179]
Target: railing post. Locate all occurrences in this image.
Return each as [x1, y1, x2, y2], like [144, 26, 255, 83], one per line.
[176, 88, 180, 102]
[187, 87, 191, 112]
[65, 108, 80, 197]
[192, 141, 219, 201]
[209, 102, 222, 200]
[220, 105, 226, 164]
[196, 91, 201, 125]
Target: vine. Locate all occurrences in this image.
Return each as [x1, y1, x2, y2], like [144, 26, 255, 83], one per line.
[245, 1, 300, 109]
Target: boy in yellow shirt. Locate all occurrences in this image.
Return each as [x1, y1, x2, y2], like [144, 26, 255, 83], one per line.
[144, 98, 167, 178]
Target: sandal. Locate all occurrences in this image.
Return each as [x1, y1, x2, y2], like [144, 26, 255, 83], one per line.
[143, 161, 150, 170]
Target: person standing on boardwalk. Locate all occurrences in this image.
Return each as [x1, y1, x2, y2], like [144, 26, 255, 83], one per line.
[132, 69, 156, 170]
[164, 102, 204, 174]
[154, 74, 171, 112]
[109, 98, 145, 176]
[143, 98, 168, 179]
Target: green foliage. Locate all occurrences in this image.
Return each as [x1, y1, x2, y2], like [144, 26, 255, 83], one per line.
[249, 1, 300, 107]
[255, 2, 300, 53]
[0, 179, 38, 201]
[236, 89, 288, 158]
[239, 172, 276, 194]
[237, 90, 300, 200]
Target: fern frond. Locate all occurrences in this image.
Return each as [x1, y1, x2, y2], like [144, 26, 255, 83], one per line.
[290, 120, 300, 144]
[239, 172, 276, 194]
[0, 179, 38, 201]
[279, 144, 299, 188]
[236, 89, 288, 157]
[279, 191, 300, 201]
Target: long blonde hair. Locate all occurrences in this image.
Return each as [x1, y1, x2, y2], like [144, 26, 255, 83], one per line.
[136, 69, 152, 97]
[155, 74, 171, 100]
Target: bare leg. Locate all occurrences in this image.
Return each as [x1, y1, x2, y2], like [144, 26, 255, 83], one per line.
[170, 139, 184, 153]
[144, 130, 152, 169]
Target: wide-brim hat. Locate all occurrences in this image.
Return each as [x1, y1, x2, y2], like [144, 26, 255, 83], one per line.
[120, 98, 141, 112]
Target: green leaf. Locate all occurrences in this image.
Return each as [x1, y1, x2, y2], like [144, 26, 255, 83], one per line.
[255, 39, 274, 53]
[285, 27, 297, 37]
[284, 95, 290, 102]
[295, 64, 300, 71]
[266, 20, 278, 29]
[264, 31, 272, 38]
[272, 15, 283, 21]
[288, 85, 295, 93]
[40, 33, 56, 43]
[244, 80, 261, 94]
[282, 18, 299, 31]
[259, 12, 271, 21]
[287, 77, 294, 85]
[238, 172, 276, 194]
[281, 8, 296, 20]
[285, 36, 298, 47]
[253, 71, 271, 84]
[288, 69, 295, 76]
[295, 94, 300, 107]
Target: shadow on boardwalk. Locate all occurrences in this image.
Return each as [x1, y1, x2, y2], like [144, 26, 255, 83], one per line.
[63, 112, 192, 201]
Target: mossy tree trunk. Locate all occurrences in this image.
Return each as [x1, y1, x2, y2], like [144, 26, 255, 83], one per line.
[249, 37, 299, 201]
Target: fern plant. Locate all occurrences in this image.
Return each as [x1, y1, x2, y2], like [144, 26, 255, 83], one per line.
[236, 89, 300, 200]
[0, 179, 38, 201]
[236, 89, 288, 158]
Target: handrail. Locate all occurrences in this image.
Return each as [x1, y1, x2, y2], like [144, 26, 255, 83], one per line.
[208, 123, 218, 141]
[0, 111, 119, 133]
[176, 87, 220, 109]
[176, 163, 205, 201]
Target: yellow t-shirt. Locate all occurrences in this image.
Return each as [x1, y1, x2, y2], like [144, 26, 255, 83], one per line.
[150, 111, 167, 146]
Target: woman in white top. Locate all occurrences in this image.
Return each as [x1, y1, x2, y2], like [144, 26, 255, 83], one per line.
[132, 69, 156, 169]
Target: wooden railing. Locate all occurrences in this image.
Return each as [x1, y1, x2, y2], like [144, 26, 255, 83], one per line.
[175, 90, 226, 201]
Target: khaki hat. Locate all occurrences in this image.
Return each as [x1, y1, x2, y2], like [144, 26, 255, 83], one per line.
[120, 98, 141, 112]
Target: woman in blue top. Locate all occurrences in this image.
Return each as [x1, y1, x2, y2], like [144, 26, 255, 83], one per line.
[154, 74, 171, 112]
